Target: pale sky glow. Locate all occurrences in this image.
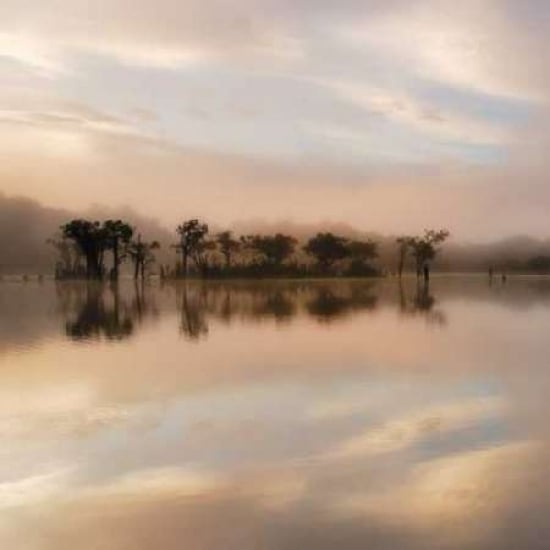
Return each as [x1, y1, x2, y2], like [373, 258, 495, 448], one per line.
[1, 0, 549, 239]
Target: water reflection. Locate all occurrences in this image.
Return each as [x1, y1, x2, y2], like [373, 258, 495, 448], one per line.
[3, 277, 550, 549]
[398, 280, 447, 326]
[176, 285, 209, 340]
[173, 282, 380, 338]
[59, 282, 158, 341]
[306, 284, 378, 322]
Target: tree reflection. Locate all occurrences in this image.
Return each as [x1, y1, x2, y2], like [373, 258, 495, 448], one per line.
[177, 285, 209, 340]
[60, 282, 157, 341]
[55, 280, 447, 343]
[251, 289, 296, 323]
[398, 280, 446, 326]
[64, 283, 133, 340]
[171, 281, 380, 338]
[306, 284, 378, 323]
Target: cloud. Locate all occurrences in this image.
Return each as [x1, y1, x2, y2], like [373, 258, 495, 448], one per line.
[337, 0, 550, 102]
[329, 397, 505, 458]
[323, 81, 514, 145]
[0, 0, 549, 239]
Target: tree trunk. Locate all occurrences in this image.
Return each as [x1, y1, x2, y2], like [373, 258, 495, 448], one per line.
[112, 239, 119, 281]
[182, 252, 188, 278]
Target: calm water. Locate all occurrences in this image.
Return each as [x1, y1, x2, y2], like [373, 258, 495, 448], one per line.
[1, 276, 550, 549]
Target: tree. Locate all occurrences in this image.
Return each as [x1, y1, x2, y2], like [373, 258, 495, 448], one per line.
[346, 239, 378, 276]
[409, 229, 450, 281]
[128, 235, 160, 280]
[248, 234, 297, 267]
[304, 233, 349, 271]
[192, 238, 217, 276]
[47, 235, 83, 278]
[527, 255, 550, 272]
[216, 231, 240, 268]
[61, 219, 107, 279]
[103, 220, 133, 281]
[347, 239, 377, 261]
[175, 219, 209, 277]
[395, 236, 413, 279]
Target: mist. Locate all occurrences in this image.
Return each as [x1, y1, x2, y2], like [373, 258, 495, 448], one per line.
[3, 192, 550, 275]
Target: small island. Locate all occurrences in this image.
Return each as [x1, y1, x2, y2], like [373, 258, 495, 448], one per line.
[50, 218, 449, 283]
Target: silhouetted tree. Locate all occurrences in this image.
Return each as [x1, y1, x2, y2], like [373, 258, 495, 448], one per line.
[175, 219, 209, 277]
[346, 239, 378, 275]
[47, 235, 84, 278]
[192, 238, 217, 276]
[304, 233, 349, 272]
[216, 231, 240, 268]
[247, 233, 297, 267]
[128, 235, 160, 280]
[103, 220, 133, 281]
[527, 255, 550, 272]
[61, 219, 107, 279]
[409, 229, 450, 282]
[396, 236, 413, 278]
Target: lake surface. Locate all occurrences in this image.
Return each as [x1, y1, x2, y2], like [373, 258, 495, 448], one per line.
[1, 276, 550, 549]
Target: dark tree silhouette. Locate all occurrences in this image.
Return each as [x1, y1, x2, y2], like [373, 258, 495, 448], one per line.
[61, 219, 107, 279]
[47, 234, 84, 278]
[175, 219, 209, 277]
[103, 220, 133, 281]
[304, 233, 349, 272]
[192, 238, 217, 276]
[346, 239, 378, 276]
[527, 255, 550, 272]
[409, 229, 450, 281]
[128, 235, 160, 280]
[216, 231, 240, 268]
[395, 236, 413, 279]
[246, 233, 297, 267]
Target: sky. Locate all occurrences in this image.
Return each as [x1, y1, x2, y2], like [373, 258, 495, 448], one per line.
[1, 0, 550, 240]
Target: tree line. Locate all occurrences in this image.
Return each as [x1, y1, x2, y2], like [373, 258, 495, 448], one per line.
[50, 217, 449, 281]
[51, 220, 159, 280]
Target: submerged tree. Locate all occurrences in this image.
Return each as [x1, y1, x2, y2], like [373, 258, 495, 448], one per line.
[395, 236, 415, 279]
[61, 219, 107, 279]
[216, 230, 240, 268]
[47, 235, 83, 278]
[128, 235, 160, 280]
[304, 233, 349, 272]
[246, 233, 297, 267]
[347, 239, 377, 261]
[409, 229, 450, 281]
[175, 219, 209, 277]
[103, 220, 133, 281]
[346, 239, 378, 276]
[192, 238, 217, 276]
